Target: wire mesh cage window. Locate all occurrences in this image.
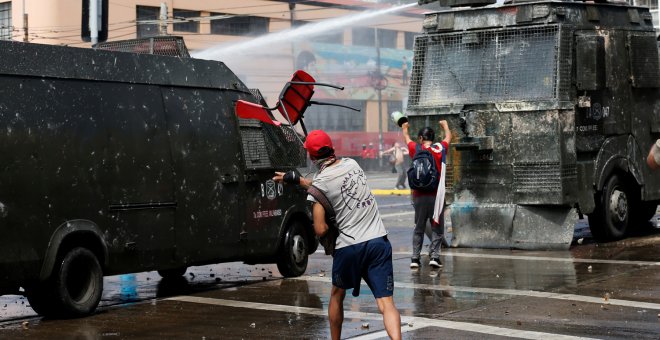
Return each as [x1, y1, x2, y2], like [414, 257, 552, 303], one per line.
[96, 36, 190, 58]
[409, 25, 560, 107]
[136, 6, 159, 38]
[239, 119, 306, 169]
[0, 2, 12, 41]
[173, 9, 200, 33]
[628, 33, 660, 88]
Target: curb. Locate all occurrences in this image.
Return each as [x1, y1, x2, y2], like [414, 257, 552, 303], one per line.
[372, 189, 411, 196]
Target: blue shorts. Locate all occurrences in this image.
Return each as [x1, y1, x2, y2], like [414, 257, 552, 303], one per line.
[332, 236, 394, 298]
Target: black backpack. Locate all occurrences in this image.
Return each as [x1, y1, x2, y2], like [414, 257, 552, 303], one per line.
[407, 144, 440, 191]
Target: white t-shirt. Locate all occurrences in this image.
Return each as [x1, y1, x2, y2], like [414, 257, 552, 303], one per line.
[307, 158, 387, 249]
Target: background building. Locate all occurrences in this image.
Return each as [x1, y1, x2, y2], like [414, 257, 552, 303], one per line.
[0, 0, 431, 159]
[0, 0, 657, 158]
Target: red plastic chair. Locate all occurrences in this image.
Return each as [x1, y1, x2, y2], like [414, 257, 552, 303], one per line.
[235, 70, 360, 136]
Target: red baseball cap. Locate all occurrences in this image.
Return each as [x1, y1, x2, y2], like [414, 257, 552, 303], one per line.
[304, 130, 334, 157]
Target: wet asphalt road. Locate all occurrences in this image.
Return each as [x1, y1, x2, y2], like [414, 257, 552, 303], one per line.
[0, 173, 659, 339]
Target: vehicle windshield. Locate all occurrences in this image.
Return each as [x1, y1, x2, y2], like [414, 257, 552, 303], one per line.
[409, 26, 560, 107]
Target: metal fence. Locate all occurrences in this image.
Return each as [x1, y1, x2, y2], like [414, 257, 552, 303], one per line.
[409, 25, 561, 108]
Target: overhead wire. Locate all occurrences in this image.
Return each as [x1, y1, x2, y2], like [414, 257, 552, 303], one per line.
[9, 0, 421, 36]
[5, 1, 422, 45]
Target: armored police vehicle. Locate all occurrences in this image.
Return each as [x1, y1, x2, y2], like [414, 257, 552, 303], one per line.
[0, 37, 315, 318]
[409, 0, 660, 249]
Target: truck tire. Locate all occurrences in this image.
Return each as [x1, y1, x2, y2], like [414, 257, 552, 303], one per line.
[27, 247, 103, 318]
[588, 174, 629, 241]
[277, 221, 309, 277]
[157, 267, 187, 279]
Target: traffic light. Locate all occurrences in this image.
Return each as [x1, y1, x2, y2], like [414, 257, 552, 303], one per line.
[81, 0, 109, 43]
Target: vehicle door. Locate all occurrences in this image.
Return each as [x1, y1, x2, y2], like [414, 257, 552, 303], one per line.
[98, 82, 177, 272]
[161, 87, 244, 262]
[238, 119, 309, 258]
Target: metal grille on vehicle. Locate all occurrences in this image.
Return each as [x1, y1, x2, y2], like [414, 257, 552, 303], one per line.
[96, 36, 190, 58]
[409, 25, 561, 107]
[513, 161, 576, 193]
[263, 124, 307, 168]
[239, 119, 272, 169]
[239, 118, 306, 169]
[629, 33, 660, 88]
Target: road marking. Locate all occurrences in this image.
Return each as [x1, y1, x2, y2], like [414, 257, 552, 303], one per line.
[372, 189, 411, 196]
[390, 251, 660, 266]
[349, 320, 596, 340]
[297, 276, 660, 310]
[349, 326, 431, 340]
[166, 296, 597, 340]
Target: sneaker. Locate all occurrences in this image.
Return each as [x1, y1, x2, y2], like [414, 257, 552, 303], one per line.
[410, 258, 421, 269]
[429, 257, 442, 268]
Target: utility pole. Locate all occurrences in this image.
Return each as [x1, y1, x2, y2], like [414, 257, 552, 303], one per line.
[289, 2, 296, 72]
[159, 2, 168, 36]
[376, 28, 383, 168]
[22, 0, 28, 42]
[23, 13, 28, 42]
[89, 0, 98, 45]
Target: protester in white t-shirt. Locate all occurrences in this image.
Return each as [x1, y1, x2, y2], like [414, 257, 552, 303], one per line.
[273, 130, 401, 340]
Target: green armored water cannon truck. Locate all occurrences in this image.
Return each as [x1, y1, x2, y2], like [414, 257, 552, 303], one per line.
[410, 0, 660, 249]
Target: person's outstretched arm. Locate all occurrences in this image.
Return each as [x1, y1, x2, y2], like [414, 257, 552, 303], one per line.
[402, 122, 413, 145]
[273, 171, 312, 188]
[439, 120, 451, 145]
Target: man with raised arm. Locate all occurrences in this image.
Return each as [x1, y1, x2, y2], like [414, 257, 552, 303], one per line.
[401, 120, 451, 269]
[273, 130, 401, 340]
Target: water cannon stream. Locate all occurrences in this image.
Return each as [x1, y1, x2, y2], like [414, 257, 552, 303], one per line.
[192, 3, 417, 62]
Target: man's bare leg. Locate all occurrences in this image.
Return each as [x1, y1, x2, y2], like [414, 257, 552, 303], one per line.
[329, 286, 346, 340]
[376, 296, 401, 340]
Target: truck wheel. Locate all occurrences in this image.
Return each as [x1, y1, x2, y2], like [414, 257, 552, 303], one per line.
[157, 267, 187, 279]
[588, 174, 629, 241]
[277, 221, 309, 277]
[55, 247, 103, 318]
[28, 247, 103, 318]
